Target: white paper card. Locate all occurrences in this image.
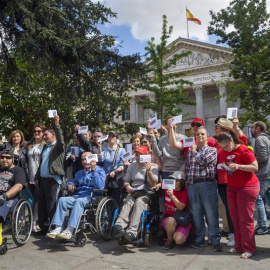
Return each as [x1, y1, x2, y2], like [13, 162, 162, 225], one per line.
[162, 179, 176, 190]
[149, 113, 157, 121]
[98, 135, 109, 142]
[217, 163, 233, 171]
[71, 146, 79, 157]
[86, 154, 98, 163]
[139, 154, 151, 163]
[149, 119, 157, 129]
[78, 125, 88, 134]
[183, 137, 196, 148]
[140, 127, 147, 135]
[227, 108, 238, 119]
[122, 152, 133, 162]
[171, 115, 182, 125]
[126, 143, 132, 153]
[48, 110, 57, 118]
[154, 119, 162, 129]
[132, 184, 145, 191]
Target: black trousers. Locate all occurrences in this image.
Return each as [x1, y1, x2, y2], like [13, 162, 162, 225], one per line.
[38, 177, 61, 229]
[218, 183, 234, 233]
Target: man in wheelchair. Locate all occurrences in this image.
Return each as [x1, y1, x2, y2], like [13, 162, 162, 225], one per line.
[46, 152, 105, 240]
[0, 150, 27, 247]
[112, 146, 158, 243]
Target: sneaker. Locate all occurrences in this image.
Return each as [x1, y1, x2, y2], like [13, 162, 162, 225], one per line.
[213, 244, 223, 252]
[163, 239, 174, 250]
[226, 233, 235, 247]
[123, 232, 135, 244]
[255, 226, 268, 235]
[58, 229, 73, 240]
[46, 227, 62, 239]
[190, 242, 205, 249]
[112, 225, 125, 239]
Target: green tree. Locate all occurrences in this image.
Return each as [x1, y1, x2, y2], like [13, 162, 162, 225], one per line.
[0, 0, 145, 140]
[137, 15, 194, 122]
[208, 0, 270, 125]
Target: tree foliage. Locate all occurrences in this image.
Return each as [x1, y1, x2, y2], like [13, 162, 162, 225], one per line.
[208, 0, 270, 125]
[137, 15, 194, 122]
[0, 0, 145, 140]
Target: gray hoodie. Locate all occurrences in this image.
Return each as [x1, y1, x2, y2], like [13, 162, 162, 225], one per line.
[254, 133, 270, 180]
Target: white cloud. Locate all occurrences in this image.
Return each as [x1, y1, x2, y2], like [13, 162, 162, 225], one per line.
[103, 0, 270, 43]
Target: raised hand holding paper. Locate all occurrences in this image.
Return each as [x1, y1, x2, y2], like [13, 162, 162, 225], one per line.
[86, 154, 98, 164]
[140, 127, 147, 135]
[162, 179, 176, 190]
[139, 154, 151, 163]
[122, 152, 133, 162]
[149, 113, 157, 121]
[98, 135, 109, 142]
[171, 115, 182, 125]
[48, 110, 57, 118]
[183, 137, 195, 148]
[149, 119, 157, 128]
[71, 146, 79, 157]
[227, 108, 238, 119]
[78, 125, 88, 134]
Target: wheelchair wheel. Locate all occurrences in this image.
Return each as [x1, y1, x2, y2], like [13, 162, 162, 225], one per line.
[95, 197, 118, 240]
[11, 200, 33, 246]
[74, 230, 87, 247]
[144, 231, 152, 247]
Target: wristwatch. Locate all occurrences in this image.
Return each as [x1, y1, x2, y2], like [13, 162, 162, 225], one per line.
[241, 165, 245, 170]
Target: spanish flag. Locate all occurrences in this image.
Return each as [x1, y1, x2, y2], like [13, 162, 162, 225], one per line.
[186, 8, 201, 25]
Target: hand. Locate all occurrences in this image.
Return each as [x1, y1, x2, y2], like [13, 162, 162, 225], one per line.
[0, 193, 7, 206]
[153, 183, 161, 191]
[144, 162, 151, 172]
[167, 189, 174, 198]
[228, 163, 239, 171]
[74, 125, 80, 132]
[232, 117, 239, 127]
[34, 179, 39, 187]
[146, 119, 150, 128]
[109, 171, 116, 178]
[90, 160, 96, 170]
[54, 115, 60, 126]
[126, 185, 134, 194]
[68, 184, 76, 193]
[122, 158, 130, 166]
[190, 144, 197, 152]
[148, 128, 154, 137]
[70, 154, 75, 161]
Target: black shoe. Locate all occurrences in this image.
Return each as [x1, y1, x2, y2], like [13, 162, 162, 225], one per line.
[163, 239, 174, 250]
[190, 242, 205, 249]
[32, 229, 48, 236]
[213, 244, 223, 252]
[123, 232, 135, 243]
[219, 230, 229, 237]
[112, 225, 125, 239]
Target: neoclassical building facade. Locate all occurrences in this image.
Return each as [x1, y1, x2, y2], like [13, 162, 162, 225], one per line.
[117, 37, 240, 137]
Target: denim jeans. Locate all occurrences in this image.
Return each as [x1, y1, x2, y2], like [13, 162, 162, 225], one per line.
[255, 179, 270, 227]
[51, 195, 90, 229]
[188, 180, 220, 245]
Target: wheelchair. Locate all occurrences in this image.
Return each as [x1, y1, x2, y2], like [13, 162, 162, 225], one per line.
[111, 189, 160, 247]
[0, 197, 33, 255]
[52, 189, 118, 247]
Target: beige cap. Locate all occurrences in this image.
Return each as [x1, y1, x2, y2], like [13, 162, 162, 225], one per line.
[217, 118, 233, 130]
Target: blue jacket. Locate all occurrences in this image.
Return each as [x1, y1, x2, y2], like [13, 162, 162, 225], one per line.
[66, 165, 105, 197]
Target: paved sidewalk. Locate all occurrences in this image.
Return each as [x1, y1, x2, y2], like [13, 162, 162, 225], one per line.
[1, 232, 270, 270]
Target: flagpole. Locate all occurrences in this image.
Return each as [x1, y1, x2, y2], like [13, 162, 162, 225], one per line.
[186, 7, 189, 39]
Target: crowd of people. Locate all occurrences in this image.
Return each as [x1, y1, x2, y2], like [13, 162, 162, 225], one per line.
[0, 113, 269, 260]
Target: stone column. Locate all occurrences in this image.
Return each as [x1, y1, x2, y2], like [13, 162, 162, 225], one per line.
[193, 85, 204, 118]
[130, 97, 137, 123]
[217, 82, 227, 116]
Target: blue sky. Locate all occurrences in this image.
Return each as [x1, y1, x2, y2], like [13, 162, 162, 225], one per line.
[96, 0, 269, 56]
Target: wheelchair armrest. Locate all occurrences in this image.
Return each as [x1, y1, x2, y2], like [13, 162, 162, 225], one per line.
[93, 189, 108, 193]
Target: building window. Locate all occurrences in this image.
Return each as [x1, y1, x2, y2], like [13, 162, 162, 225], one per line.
[122, 110, 130, 121]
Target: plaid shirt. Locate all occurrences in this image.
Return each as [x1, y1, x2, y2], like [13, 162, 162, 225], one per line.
[186, 144, 217, 184]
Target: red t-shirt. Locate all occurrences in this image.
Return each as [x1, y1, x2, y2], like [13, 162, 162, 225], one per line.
[221, 144, 258, 188]
[216, 135, 248, 185]
[163, 188, 188, 215]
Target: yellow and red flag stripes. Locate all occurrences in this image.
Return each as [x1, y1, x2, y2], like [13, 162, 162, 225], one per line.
[186, 8, 201, 25]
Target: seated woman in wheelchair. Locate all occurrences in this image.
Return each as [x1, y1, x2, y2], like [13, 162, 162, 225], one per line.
[46, 152, 105, 240]
[112, 146, 158, 243]
[154, 171, 192, 250]
[0, 150, 26, 246]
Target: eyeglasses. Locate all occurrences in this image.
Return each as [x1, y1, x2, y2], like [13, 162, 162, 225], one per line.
[141, 141, 148, 144]
[191, 123, 202, 127]
[34, 130, 42, 134]
[0, 156, 12, 160]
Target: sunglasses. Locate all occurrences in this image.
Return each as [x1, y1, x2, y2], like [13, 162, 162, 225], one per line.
[0, 156, 12, 160]
[191, 123, 202, 127]
[141, 141, 148, 144]
[34, 130, 42, 134]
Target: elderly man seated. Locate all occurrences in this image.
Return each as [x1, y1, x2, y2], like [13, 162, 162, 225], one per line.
[46, 152, 105, 240]
[112, 146, 158, 243]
